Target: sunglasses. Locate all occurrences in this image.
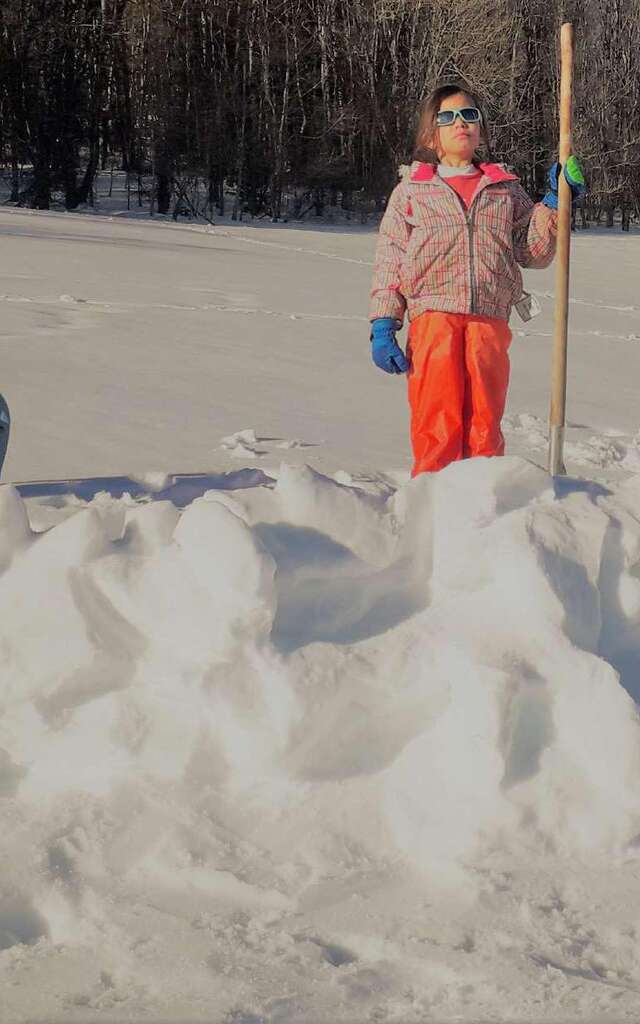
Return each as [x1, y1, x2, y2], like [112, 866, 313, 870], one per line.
[436, 107, 483, 127]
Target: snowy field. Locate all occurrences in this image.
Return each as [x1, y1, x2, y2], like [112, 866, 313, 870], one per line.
[2, 204, 640, 1023]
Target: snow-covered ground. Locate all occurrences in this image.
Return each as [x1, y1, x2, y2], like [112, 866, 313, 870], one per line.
[2, 203, 640, 484]
[2, 202, 640, 1023]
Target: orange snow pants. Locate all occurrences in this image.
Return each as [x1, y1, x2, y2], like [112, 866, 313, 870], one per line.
[407, 311, 512, 476]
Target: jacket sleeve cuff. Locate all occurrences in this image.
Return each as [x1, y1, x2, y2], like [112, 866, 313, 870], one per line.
[369, 292, 407, 323]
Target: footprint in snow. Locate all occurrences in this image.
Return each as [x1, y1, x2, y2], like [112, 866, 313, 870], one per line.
[293, 933, 358, 967]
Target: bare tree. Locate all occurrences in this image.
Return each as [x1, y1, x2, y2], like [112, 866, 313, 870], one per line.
[0, 0, 637, 225]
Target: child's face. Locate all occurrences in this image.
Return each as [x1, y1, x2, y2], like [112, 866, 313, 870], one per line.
[435, 92, 481, 163]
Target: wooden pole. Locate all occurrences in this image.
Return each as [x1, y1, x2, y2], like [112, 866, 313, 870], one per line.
[548, 22, 574, 476]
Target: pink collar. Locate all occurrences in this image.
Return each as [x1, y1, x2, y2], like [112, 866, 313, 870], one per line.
[409, 161, 518, 184]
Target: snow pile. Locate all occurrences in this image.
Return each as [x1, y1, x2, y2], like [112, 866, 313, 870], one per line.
[3, 456, 640, 1020]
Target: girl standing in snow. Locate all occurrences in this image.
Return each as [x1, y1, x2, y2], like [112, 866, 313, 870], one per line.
[369, 83, 585, 476]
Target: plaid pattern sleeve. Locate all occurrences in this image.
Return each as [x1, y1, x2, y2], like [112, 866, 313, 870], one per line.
[369, 183, 411, 322]
[512, 185, 558, 269]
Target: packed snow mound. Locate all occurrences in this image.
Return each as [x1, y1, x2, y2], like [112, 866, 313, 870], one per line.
[4, 456, 640, 1021]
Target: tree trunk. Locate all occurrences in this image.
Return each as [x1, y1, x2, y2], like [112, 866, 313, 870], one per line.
[32, 159, 51, 210]
[156, 173, 172, 215]
[153, 139, 173, 214]
[76, 136, 100, 206]
[218, 172, 225, 217]
[10, 152, 20, 203]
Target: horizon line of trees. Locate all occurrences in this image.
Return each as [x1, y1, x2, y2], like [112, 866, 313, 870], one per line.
[0, 0, 638, 227]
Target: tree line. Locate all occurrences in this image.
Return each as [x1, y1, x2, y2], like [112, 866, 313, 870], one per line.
[0, 0, 638, 227]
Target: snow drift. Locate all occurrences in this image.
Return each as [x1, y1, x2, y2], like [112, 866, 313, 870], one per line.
[3, 455, 640, 1021]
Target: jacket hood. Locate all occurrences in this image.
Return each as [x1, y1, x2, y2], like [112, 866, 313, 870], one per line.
[409, 161, 519, 184]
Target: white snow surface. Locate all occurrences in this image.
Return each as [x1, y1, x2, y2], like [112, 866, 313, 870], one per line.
[2, 206, 640, 1022]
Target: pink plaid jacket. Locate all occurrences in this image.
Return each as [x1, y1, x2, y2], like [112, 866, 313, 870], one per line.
[370, 161, 558, 323]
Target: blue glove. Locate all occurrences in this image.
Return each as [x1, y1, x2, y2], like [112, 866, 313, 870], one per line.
[542, 155, 586, 209]
[370, 318, 409, 374]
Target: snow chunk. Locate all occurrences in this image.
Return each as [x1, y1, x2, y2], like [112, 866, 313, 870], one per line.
[173, 496, 276, 642]
[0, 485, 33, 572]
[220, 428, 262, 459]
[274, 462, 396, 567]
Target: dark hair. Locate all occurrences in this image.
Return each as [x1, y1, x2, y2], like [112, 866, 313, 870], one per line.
[413, 82, 492, 164]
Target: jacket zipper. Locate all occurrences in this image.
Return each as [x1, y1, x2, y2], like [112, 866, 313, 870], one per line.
[444, 181, 491, 316]
[466, 205, 477, 315]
